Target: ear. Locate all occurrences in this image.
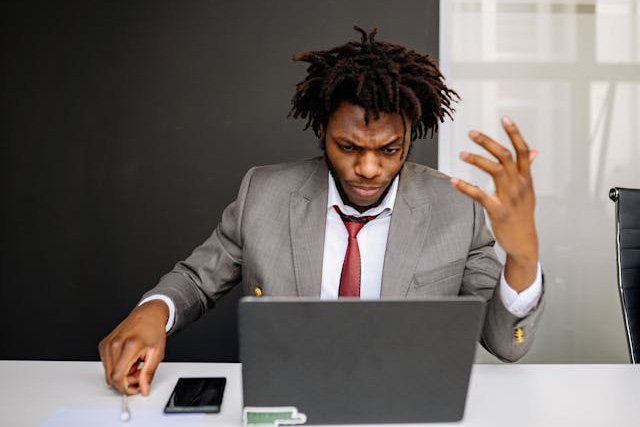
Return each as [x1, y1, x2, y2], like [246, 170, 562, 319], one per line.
[318, 124, 327, 151]
[399, 111, 412, 142]
[402, 139, 413, 161]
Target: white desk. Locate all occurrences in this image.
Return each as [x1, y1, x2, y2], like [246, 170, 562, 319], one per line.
[1, 361, 639, 427]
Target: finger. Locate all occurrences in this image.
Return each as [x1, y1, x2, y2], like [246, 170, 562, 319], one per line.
[127, 360, 141, 376]
[124, 378, 140, 395]
[111, 341, 144, 394]
[450, 177, 498, 212]
[468, 130, 519, 179]
[529, 149, 537, 163]
[98, 338, 113, 387]
[106, 336, 126, 389]
[127, 367, 142, 382]
[459, 152, 510, 191]
[124, 361, 142, 393]
[501, 117, 531, 175]
[139, 348, 163, 396]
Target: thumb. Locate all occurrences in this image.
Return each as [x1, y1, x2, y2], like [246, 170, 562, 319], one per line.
[139, 348, 162, 396]
[529, 149, 538, 164]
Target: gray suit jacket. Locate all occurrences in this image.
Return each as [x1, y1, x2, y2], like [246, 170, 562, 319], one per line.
[143, 157, 544, 362]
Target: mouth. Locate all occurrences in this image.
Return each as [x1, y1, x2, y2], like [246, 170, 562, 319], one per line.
[348, 184, 382, 198]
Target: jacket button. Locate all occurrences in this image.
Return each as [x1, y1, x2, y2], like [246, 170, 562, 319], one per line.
[254, 286, 263, 297]
[514, 327, 524, 343]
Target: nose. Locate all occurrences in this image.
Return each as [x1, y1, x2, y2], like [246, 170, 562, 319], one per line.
[354, 151, 382, 180]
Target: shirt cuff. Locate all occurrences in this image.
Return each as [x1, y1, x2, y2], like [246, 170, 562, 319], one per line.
[138, 294, 176, 333]
[499, 262, 543, 318]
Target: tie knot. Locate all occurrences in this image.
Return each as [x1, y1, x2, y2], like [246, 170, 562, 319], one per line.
[334, 206, 378, 238]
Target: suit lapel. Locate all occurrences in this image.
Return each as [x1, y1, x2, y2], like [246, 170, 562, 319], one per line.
[290, 159, 328, 297]
[380, 166, 432, 297]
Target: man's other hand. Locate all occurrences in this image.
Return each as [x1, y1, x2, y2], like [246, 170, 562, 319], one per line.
[98, 300, 168, 396]
[450, 117, 539, 292]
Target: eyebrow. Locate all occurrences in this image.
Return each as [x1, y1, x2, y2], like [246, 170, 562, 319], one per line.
[336, 136, 402, 147]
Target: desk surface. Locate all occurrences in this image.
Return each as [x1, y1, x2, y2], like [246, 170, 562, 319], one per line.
[1, 361, 639, 427]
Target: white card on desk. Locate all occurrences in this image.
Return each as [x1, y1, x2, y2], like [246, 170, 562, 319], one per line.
[41, 407, 204, 427]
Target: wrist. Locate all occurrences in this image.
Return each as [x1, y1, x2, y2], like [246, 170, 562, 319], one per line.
[504, 254, 538, 293]
[506, 252, 538, 268]
[506, 231, 538, 267]
[136, 300, 170, 330]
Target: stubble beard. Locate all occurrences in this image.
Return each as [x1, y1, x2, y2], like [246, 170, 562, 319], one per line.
[323, 151, 402, 213]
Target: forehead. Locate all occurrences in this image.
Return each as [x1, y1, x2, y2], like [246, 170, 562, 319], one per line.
[326, 101, 406, 144]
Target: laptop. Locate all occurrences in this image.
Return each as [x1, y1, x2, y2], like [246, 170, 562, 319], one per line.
[238, 297, 485, 424]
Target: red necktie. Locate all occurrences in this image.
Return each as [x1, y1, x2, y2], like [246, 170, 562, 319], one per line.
[334, 206, 378, 297]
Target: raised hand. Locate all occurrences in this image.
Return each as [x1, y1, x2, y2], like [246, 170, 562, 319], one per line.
[450, 117, 538, 292]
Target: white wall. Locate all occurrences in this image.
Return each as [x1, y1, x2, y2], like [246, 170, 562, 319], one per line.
[439, 0, 640, 363]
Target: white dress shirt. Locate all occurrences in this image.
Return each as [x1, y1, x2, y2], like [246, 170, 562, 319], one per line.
[143, 172, 543, 332]
[320, 173, 398, 299]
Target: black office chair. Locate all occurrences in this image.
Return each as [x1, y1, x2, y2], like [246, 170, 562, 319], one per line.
[609, 187, 640, 363]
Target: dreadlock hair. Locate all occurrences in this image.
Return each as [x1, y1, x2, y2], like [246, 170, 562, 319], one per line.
[288, 26, 459, 143]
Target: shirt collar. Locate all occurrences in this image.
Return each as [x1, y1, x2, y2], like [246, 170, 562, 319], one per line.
[327, 172, 399, 217]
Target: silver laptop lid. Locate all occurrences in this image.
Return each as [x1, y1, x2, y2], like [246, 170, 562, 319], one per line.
[239, 297, 485, 424]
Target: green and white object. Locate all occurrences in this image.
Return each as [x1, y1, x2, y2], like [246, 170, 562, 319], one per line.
[243, 407, 307, 426]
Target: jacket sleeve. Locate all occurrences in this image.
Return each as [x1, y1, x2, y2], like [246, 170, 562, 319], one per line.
[140, 167, 256, 335]
[461, 200, 545, 362]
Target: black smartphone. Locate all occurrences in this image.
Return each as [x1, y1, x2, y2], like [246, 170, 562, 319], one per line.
[164, 377, 226, 414]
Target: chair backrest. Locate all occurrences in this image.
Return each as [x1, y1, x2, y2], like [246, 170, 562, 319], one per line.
[609, 187, 640, 363]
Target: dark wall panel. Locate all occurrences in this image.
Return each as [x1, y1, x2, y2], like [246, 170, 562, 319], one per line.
[0, 0, 440, 361]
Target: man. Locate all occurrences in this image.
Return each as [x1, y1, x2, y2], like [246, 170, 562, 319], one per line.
[99, 27, 543, 397]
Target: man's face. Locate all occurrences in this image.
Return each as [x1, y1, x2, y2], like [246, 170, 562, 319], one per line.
[324, 101, 411, 211]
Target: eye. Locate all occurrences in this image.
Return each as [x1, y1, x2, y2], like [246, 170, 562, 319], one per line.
[381, 147, 400, 155]
[339, 144, 358, 152]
